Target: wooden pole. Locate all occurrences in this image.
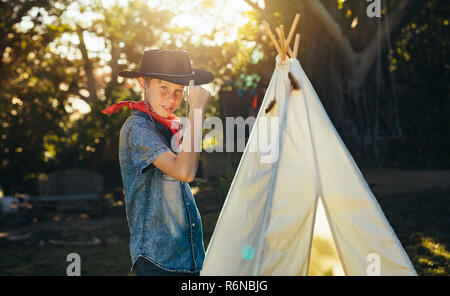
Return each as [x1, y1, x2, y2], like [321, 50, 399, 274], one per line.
[279, 25, 286, 60]
[286, 13, 300, 50]
[286, 44, 294, 59]
[262, 21, 282, 56]
[276, 27, 295, 59]
[263, 13, 301, 60]
[293, 33, 300, 58]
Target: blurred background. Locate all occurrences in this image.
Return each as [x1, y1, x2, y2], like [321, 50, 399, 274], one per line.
[0, 0, 448, 275]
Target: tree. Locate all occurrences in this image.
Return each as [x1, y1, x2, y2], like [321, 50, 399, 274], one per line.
[240, 0, 434, 165]
[0, 0, 71, 194]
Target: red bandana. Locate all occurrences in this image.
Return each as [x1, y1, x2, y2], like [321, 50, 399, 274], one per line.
[101, 100, 182, 148]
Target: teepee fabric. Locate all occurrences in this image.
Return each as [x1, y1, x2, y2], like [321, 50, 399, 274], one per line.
[200, 55, 416, 276]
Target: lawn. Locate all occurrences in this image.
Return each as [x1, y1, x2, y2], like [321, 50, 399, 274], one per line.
[0, 174, 449, 276]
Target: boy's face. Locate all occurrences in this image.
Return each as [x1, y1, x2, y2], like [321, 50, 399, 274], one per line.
[138, 77, 184, 118]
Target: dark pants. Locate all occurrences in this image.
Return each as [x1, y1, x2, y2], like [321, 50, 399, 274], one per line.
[135, 257, 200, 276]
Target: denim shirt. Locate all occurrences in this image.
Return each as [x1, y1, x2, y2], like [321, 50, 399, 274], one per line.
[118, 110, 205, 273]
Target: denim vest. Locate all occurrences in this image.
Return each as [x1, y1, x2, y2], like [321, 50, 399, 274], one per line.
[118, 110, 205, 273]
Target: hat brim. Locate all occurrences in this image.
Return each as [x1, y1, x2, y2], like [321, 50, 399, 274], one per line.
[118, 68, 214, 85]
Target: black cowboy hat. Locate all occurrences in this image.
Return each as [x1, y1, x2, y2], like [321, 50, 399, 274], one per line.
[119, 49, 214, 85]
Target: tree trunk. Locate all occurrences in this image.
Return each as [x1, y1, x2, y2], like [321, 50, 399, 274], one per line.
[305, 0, 424, 84]
[244, 0, 427, 162]
[77, 28, 98, 103]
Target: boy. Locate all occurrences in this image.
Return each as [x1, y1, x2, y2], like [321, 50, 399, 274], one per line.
[102, 49, 213, 275]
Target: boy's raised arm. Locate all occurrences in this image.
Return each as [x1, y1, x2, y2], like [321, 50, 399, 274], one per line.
[152, 80, 210, 182]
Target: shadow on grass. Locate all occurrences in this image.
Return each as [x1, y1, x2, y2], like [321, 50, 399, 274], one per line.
[375, 190, 449, 275]
[1, 179, 448, 276]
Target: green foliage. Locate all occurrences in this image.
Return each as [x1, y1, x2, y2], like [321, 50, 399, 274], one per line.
[0, 0, 72, 194]
[388, 0, 450, 169]
[0, 0, 448, 196]
[0, 0, 175, 194]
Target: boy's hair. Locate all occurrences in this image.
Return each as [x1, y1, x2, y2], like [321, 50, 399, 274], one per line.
[139, 77, 153, 93]
[142, 77, 152, 84]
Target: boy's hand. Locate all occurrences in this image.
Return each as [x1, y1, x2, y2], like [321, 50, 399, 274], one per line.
[188, 80, 210, 111]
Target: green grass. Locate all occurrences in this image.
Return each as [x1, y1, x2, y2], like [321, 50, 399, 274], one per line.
[0, 241, 133, 276]
[377, 191, 450, 275]
[0, 214, 135, 276]
[0, 184, 448, 276]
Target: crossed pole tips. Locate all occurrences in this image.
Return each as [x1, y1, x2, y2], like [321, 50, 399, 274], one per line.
[263, 13, 301, 61]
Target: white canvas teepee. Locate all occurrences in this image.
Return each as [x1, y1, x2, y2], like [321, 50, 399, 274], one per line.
[200, 17, 416, 276]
